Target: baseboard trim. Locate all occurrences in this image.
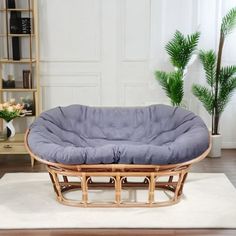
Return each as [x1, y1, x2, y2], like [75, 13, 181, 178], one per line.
[222, 142, 236, 149]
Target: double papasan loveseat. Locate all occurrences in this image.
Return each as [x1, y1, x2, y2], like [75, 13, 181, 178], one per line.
[26, 104, 210, 207]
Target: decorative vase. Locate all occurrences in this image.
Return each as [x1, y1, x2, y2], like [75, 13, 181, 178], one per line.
[208, 134, 222, 158]
[6, 120, 16, 138]
[0, 127, 7, 141]
[6, 0, 16, 9]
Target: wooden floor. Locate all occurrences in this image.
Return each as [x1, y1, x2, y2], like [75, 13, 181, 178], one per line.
[0, 149, 236, 236]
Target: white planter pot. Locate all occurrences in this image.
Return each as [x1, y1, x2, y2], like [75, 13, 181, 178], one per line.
[208, 134, 222, 158]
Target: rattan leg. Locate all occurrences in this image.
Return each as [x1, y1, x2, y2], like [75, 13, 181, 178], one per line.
[174, 171, 185, 201]
[30, 155, 35, 167]
[81, 173, 88, 206]
[51, 172, 64, 202]
[48, 172, 59, 197]
[178, 172, 188, 196]
[115, 174, 121, 205]
[148, 173, 155, 204]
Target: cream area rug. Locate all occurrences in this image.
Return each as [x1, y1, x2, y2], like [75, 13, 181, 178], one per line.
[0, 172, 236, 229]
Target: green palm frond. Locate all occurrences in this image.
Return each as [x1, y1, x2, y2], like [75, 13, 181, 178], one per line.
[168, 71, 184, 106]
[199, 50, 216, 86]
[219, 65, 236, 84]
[192, 84, 214, 114]
[155, 70, 171, 98]
[155, 70, 183, 106]
[218, 76, 236, 113]
[165, 30, 200, 70]
[221, 7, 236, 37]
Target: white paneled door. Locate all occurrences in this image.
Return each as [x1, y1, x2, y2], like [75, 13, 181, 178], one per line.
[39, 0, 158, 108]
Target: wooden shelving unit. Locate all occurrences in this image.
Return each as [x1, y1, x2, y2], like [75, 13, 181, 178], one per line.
[0, 0, 40, 156]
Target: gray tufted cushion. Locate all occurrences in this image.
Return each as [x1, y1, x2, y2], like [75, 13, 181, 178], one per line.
[28, 104, 209, 165]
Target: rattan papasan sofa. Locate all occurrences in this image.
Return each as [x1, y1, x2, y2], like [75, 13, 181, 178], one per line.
[25, 104, 210, 207]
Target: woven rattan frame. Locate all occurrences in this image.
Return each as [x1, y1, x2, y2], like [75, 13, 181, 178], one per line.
[25, 130, 210, 207]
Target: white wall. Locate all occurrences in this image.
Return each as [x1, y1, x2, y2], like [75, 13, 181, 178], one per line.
[215, 0, 236, 148]
[39, 0, 236, 148]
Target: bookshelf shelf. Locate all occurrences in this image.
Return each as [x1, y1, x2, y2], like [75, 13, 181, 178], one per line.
[0, 88, 37, 92]
[0, 59, 36, 63]
[0, 34, 35, 37]
[0, 8, 33, 12]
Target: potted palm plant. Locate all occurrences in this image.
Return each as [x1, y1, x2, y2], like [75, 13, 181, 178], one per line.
[155, 30, 200, 106]
[192, 7, 236, 157]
